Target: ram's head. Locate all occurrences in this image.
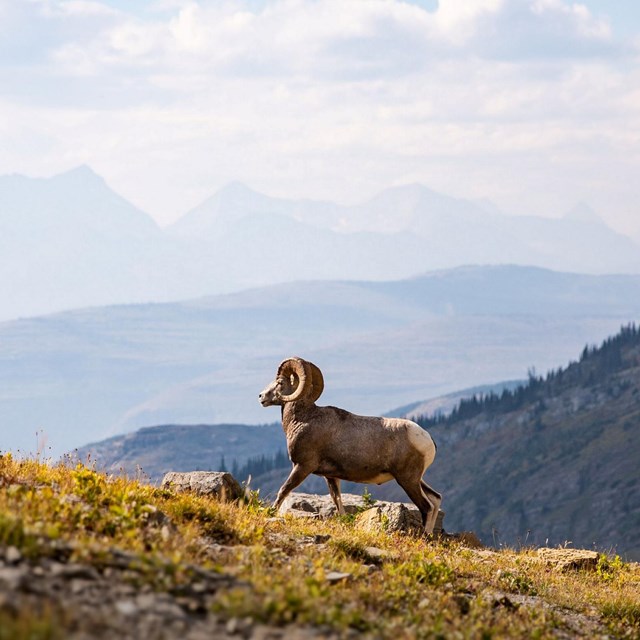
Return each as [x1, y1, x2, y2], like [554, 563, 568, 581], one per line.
[259, 357, 324, 406]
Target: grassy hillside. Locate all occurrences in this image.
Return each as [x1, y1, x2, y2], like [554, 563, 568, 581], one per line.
[1, 455, 639, 639]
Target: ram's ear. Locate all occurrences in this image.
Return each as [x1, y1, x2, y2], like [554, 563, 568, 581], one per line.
[308, 362, 324, 403]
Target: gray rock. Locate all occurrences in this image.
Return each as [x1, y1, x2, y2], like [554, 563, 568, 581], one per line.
[50, 562, 101, 580]
[278, 492, 444, 534]
[135, 593, 159, 610]
[535, 548, 600, 572]
[363, 546, 397, 563]
[114, 599, 139, 616]
[278, 492, 367, 517]
[0, 566, 28, 590]
[226, 616, 253, 637]
[355, 503, 445, 535]
[355, 503, 422, 534]
[325, 571, 352, 584]
[153, 599, 187, 619]
[5, 546, 22, 564]
[161, 471, 243, 501]
[70, 579, 93, 595]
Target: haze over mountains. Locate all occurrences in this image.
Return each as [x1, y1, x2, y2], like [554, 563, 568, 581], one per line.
[3, 165, 640, 458]
[2, 166, 640, 321]
[2, 266, 640, 457]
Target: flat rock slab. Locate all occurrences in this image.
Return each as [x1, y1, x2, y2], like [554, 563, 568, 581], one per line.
[279, 492, 444, 534]
[325, 571, 352, 584]
[535, 548, 600, 572]
[279, 492, 365, 518]
[161, 471, 243, 501]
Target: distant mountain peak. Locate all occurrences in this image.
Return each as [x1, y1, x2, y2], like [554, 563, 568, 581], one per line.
[214, 181, 265, 203]
[217, 180, 255, 194]
[52, 165, 108, 192]
[372, 182, 440, 202]
[564, 202, 603, 225]
[169, 181, 282, 234]
[59, 164, 102, 179]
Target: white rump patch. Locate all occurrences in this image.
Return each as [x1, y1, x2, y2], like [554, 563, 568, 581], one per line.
[406, 422, 436, 470]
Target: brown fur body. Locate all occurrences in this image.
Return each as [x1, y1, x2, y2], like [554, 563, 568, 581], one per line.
[259, 357, 442, 533]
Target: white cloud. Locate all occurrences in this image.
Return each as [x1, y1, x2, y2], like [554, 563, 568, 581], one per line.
[0, 0, 639, 236]
[57, 1, 121, 17]
[434, 0, 505, 42]
[531, 0, 610, 39]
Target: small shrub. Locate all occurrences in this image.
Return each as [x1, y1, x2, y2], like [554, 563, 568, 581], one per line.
[71, 465, 104, 505]
[361, 487, 377, 508]
[497, 570, 538, 596]
[0, 513, 26, 547]
[596, 553, 624, 582]
[397, 559, 455, 587]
[331, 538, 370, 562]
[165, 496, 236, 542]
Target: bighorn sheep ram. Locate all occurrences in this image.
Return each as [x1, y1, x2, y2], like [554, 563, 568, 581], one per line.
[259, 357, 442, 534]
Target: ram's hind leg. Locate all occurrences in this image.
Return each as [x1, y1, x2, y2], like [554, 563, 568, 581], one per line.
[396, 474, 437, 535]
[325, 477, 345, 515]
[421, 480, 442, 533]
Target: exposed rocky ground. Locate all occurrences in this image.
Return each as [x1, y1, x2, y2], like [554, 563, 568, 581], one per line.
[0, 538, 620, 640]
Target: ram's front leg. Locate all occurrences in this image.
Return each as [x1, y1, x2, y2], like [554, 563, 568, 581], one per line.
[273, 463, 311, 512]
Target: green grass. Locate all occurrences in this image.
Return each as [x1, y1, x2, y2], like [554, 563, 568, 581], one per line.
[1, 453, 639, 639]
[0, 610, 63, 640]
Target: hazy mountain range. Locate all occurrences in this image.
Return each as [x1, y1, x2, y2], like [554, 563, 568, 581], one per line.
[2, 166, 640, 321]
[2, 265, 640, 457]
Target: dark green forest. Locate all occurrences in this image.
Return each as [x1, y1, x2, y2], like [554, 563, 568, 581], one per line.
[415, 322, 640, 429]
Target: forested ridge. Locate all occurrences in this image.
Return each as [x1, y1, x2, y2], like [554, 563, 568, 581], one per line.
[415, 323, 640, 429]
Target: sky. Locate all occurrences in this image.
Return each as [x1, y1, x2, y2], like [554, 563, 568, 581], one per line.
[1, 0, 639, 237]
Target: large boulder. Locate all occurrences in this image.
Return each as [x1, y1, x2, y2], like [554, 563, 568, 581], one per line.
[535, 548, 600, 572]
[161, 471, 243, 501]
[355, 503, 445, 535]
[278, 492, 445, 534]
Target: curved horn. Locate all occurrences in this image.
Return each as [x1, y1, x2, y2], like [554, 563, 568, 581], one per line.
[308, 361, 324, 403]
[277, 357, 310, 403]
